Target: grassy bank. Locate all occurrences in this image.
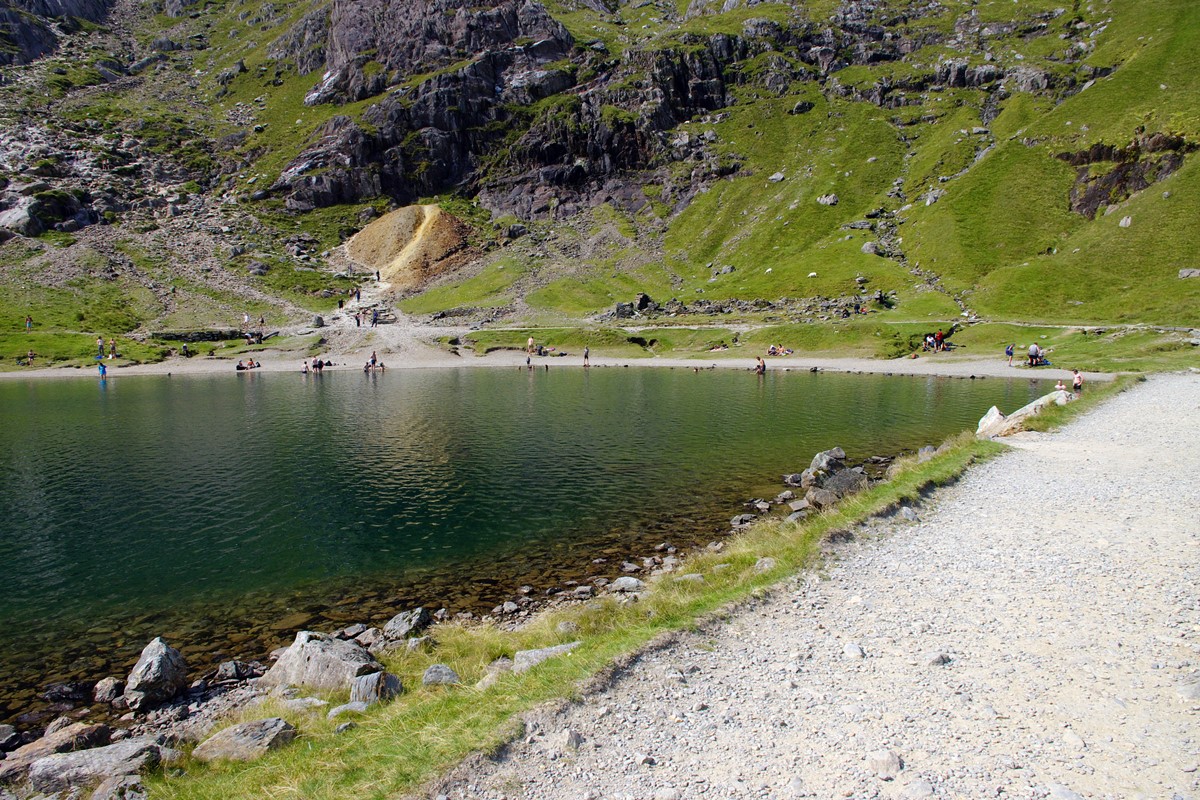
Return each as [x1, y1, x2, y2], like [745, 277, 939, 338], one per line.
[152, 432, 1015, 800]
[1021, 372, 1146, 432]
[455, 322, 1195, 372]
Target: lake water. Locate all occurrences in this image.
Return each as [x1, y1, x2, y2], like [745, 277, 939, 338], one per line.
[0, 367, 1043, 725]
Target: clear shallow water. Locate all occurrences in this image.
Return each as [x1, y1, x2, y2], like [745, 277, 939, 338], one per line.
[0, 367, 1043, 723]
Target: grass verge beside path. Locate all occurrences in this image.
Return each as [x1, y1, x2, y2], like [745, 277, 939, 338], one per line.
[1021, 372, 1146, 432]
[153, 434, 1013, 800]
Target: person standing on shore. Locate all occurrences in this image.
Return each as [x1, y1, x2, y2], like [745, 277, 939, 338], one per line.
[1072, 370, 1084, 395]
[583, 346, 590, 367]
[108, 338, 117, 359]
[1005, 343, 1015, 366]
[96, 336, 105, 359]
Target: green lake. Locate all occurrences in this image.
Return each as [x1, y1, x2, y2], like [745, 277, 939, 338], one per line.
[0, 366, 1045, 725]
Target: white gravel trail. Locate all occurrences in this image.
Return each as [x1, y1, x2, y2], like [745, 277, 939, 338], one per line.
[427, 372, 1200, 800]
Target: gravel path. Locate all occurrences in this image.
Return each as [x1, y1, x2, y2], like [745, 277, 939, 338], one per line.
[427, 372, 1200, 800]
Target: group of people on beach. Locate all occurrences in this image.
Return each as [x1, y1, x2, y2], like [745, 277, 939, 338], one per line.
[96, 336, 118, 359]
[923, 330, 949, 352]
[1006, 342, 1051, 367]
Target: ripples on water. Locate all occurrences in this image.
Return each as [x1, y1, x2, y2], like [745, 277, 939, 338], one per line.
[0, 367, 1045, 723]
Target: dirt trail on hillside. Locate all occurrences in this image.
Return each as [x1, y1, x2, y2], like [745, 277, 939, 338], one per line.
[423, 373, 1200, 800]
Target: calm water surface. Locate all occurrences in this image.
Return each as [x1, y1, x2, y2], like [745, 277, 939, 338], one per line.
[0, 367, 1043, 723]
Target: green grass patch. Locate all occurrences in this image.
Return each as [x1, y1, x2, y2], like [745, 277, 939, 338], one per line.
[397, 256, 530, 315]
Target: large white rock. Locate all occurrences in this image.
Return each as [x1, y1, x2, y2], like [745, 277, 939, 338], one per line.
[260, 631, 383, 691]
[977, 391, 1072, 438]
[976, 405, 1006, 437]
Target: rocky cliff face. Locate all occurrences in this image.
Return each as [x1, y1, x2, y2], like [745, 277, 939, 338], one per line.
[0, 0, 114, 66]
[261, 0, 1085, 222]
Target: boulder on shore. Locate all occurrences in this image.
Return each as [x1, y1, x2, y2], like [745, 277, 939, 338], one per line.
[123, 638, 187, 712]
[191, 719, 295, 763]
[0, 722, 111, 784]
[259, 631, 383, 691]
[382, 607, 431, 640]
[822, 468, 868, 498]
[27, 737, 160, 793]
[977, 390, 1072, 438]
[349, 671, 402, 705]
[512, 642, 582, 674]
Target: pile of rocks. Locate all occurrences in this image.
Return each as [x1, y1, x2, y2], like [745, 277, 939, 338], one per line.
[729, 447, 876, 536]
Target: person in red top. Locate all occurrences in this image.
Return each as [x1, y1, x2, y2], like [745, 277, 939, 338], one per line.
[934, 329, 944, 351]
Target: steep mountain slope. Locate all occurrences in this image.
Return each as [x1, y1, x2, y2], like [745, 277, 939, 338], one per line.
[0, 0, 1196, 350]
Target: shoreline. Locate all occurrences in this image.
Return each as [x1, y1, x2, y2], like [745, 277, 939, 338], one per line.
[0, 348, 1110, 383]
[423, 373, 1200, 800]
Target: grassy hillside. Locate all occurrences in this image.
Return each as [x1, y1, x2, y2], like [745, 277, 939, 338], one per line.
[0, 0, 1196, 371]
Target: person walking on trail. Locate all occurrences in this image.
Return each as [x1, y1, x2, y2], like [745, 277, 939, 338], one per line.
[1072, 370, 1084, 395]
[371, 308, 379, 327]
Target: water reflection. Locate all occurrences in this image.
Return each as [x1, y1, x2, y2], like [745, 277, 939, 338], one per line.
[0, 368, 1044, 723]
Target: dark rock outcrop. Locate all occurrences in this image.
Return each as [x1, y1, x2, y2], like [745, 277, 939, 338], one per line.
[0, 0, 114, 66]
[1057, 132, 1196, 219]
